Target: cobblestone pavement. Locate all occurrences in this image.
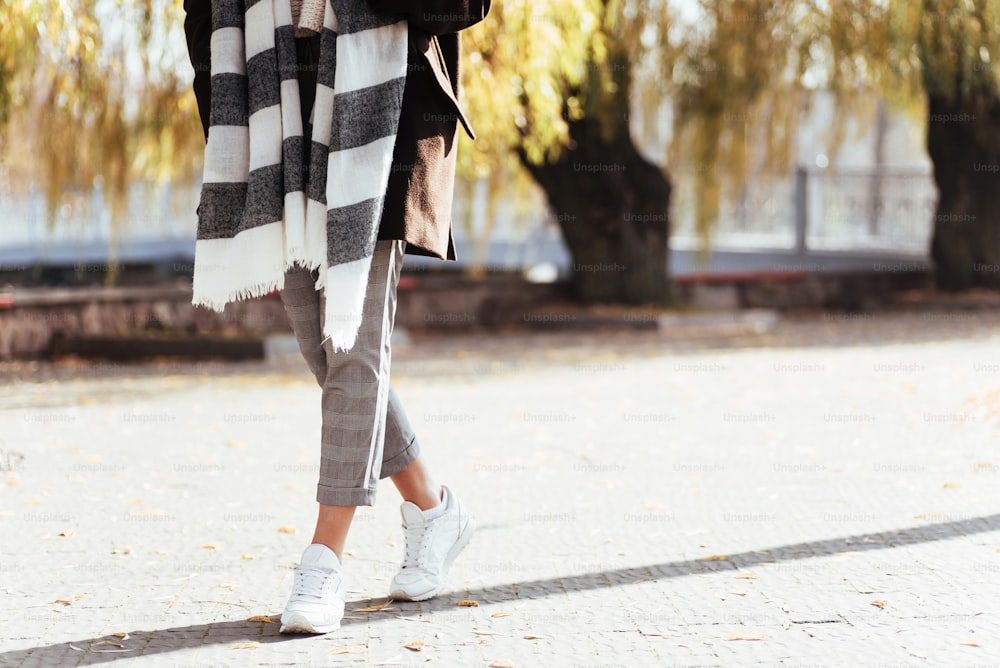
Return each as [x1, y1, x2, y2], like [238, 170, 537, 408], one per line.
[2, 309, 1000, 667]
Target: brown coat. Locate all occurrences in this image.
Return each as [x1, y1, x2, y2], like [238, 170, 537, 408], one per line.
[183, 0, 491, 262]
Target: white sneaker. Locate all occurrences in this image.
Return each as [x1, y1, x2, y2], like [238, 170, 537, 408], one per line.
[280, 544, 347, 634]
[389, 485, 475, 601]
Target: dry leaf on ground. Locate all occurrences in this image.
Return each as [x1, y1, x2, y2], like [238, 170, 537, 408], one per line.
[523, 635, 545, 640]
[943, 482, 961, 489]
[488, 662, 515, 668]
[960, 640, 980, 647]
[404, 641, 424, 651]
[111, 546, 132, 555]
[734, 573, 757, 580]
[329, 645, 366, 655]
[246, 615, 274, 623]
[241, 553, 255, 560]
[229, 642, 259, 649]
[726, 633, 764, 641]
[54, 595, 87, 605]
[111, 633, 129, 639]
[456, 599, 479, 607]
[699, 555, 729, 561]
[201, 543, 221, 550]
[729, 589, 748, 596]
[353, 599, 394, 612]
[278, 526, 297, 534]
[491, 611, 512, 618]
[871, 600, 887, 609]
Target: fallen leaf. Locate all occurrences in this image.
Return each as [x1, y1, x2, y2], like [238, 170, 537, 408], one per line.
[278, 526, 297, 534]
[229, 642, 259, 649]
[218, 583, 239, 591]
[353, 599, 394, 612]
[960, 640, 980, 647]
[111, 546, 132, 555]
[456, 599, 479, 607]
[112, 633, 129, 639]
[241, 553, 255, 560]
[201, 543, 221, 550]
[943, 482, 961, 489]
[699, 555, 729, 561]
[729, 589, 748, 596]
[69, 644, 135, 653]
[54, 594, 87, 605]
[871, 600, 887, 609]
[734, 573, 757, 580]
[329, 645, 366, 655]
[488, 662, 515, 668]
[726, 633, 764, 641]
[473, 630, 507, 637]
[491, 611, 512, 618]
[246, 615, 274, 623]
[523, 635, 545, 640]
[404, 641, 424, 651]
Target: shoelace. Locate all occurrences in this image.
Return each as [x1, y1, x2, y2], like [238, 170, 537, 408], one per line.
[292, 567, 339, 599]
[400, 523, 433, 569]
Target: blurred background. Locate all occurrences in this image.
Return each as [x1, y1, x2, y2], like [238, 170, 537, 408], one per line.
[1, 0, 999, 359]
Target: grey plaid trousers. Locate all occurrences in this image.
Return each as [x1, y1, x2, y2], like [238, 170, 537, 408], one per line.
[278, 239, 421, 506]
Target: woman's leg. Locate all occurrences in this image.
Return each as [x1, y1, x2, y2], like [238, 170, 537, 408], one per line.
[390, 458, 441, 511]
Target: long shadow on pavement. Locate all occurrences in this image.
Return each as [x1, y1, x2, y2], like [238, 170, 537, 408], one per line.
[5, 512, 998, 664]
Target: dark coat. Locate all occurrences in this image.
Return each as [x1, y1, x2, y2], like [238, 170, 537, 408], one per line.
[183, 0, 491, 261]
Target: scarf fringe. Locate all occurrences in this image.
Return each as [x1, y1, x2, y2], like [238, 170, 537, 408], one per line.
[191, 278, 285, 313]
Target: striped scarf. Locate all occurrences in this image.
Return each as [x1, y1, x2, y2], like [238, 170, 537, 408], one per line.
[192, 0, 408, 352]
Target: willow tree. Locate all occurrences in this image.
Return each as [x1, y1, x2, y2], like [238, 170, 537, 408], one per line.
[911, 0, 1000, 289]
[457, 0, 674, 303]
[0, 0, 203, 278]
[638, 0, 1000, 291]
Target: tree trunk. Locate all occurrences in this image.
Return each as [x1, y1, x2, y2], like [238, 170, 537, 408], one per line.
[926, 89, 1000, 290]
[516, 114, 672, 305]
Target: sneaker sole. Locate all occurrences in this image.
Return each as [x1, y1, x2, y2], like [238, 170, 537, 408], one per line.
[279, 612, 341, 634]
[390, 516, 476, 602]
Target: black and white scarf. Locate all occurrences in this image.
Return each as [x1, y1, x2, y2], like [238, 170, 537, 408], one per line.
[192, 0, 408, 352]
